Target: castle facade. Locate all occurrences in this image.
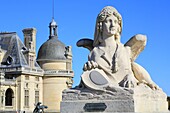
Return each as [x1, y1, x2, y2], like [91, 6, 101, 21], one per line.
[0, 19, 74, 113]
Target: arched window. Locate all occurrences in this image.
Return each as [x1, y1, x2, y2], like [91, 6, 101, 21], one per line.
[5, 88, 13, 106]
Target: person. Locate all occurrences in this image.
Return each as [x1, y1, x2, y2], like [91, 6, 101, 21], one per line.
[33, 102, 48, 113]
[77, 6, 159, 90]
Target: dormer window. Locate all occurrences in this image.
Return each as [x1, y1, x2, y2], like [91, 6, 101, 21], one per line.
[6, 56, 13, 65]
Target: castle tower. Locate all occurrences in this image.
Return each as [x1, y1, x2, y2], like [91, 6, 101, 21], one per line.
[37, 19, 74, 113]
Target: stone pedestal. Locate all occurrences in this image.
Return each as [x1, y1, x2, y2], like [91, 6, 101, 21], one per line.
[61, 84, 168, 113]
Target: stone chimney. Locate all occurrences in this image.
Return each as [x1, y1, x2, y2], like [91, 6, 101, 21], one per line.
[22, 28, 37, 53]
[22, 28, 37, 67]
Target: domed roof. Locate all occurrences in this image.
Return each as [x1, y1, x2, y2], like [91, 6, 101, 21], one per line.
[37, 36, 66, 61]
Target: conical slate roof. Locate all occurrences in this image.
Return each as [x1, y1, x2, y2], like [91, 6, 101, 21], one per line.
[0, 32, 40, 68]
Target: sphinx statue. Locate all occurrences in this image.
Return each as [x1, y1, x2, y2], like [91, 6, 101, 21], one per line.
[77, 6, 159, 91]
[61, 6, 168, 113]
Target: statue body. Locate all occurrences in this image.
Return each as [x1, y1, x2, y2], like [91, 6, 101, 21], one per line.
[77, 6, 158, 90]
[61, 6, 168, 113]
[88, 43, 132, 84]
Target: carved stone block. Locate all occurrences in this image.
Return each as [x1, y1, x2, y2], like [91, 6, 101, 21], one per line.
[61, 85, 168, 113]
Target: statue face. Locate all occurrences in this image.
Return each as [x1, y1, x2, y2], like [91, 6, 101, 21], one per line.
[102, 15, 120, 37]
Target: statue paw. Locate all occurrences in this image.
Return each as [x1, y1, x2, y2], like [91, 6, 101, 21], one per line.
[147, 83, 160, 90]
[119, 74, 137, 88]
[137, 81, 160, 90]
[83, 61, 98, 71]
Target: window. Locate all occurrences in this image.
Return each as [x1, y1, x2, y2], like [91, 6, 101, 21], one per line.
[24, 90, 29, 107]
[25, 83, 28, 88]
[35, 91, 39, 104]
[1, 96, 4, 105]
[29, 55, 34, 67]
[6, 56, 13, 65]
[5, 88, 13, 106]
[35, 76, 39, 81]
[25, 76, 29, 80]
[36, 84, 39, 88]
[66, 62, 71, 70]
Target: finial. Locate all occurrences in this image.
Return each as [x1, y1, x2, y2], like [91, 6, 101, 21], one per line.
[52, 0, 54, 20]
[49, 0, 58, 39]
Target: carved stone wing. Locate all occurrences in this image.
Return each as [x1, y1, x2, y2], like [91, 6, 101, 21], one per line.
[125, 34, 147, 61]
[76, 38, 94, 51]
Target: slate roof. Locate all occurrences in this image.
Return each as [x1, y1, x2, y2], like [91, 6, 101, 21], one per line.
[0, 32, 41, 69]
[37, 36, 67, 61]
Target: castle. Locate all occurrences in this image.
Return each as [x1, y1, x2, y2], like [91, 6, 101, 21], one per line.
[0, 18, 74, 113]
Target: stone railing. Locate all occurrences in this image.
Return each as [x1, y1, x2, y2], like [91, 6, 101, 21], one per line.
[23, 67, 43, 74]
[0, 67, 43, 75]
[5, 78, 15, 82]
[0, 67, 22, 72]
[44, 70, 74, 76]
[0, 79, 16, 85]
[5, 106, 13, 109]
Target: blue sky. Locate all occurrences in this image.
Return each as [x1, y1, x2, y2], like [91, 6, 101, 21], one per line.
[0, 1, 170, 95]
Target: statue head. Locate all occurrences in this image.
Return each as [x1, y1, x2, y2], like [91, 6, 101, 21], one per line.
[93, 6, 122, 47]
